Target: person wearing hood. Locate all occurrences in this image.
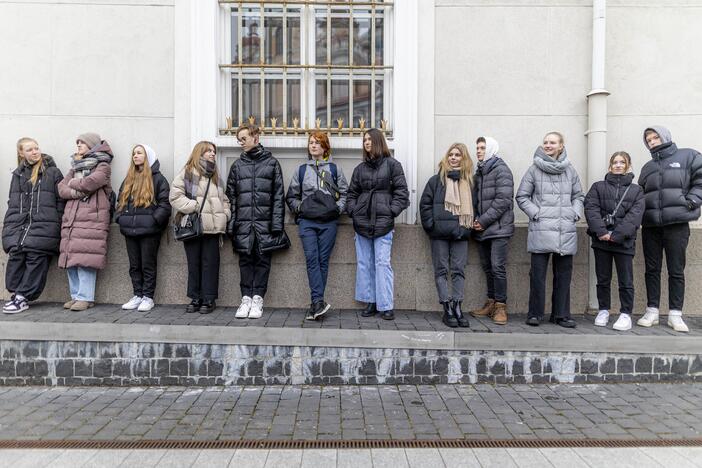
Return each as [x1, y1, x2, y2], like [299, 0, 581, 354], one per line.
[636, 126, 702, 333]
[115, 144, 171, 312]
[286, 131, 348, 321]
[347, 129, 410, 321]
[226, 124, 288, 320]
[419, 143, 473, 328]
[170, 141, 230, 314]
[57, 133, 114, 312]
[470, 136, 514, 325]
[2, 138, 65, 313]
[584, 152, 645, 331]
[516, 131, 585, 328]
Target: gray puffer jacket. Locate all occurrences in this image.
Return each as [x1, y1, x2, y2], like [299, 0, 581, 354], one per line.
[285, 157, 349, 219]
[516, 147, 585, 256]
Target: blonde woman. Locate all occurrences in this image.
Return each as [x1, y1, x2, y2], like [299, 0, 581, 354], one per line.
[170, 141, 230, 314]
[2, 138, 64, 313]
[419, 143, 474, 328]
[115, 144, 171, 312]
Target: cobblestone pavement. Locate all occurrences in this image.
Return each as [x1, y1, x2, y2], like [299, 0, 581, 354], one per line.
[2, 446, 702, 467]
[0, 384, 700, 441]
[2, 303, 701, 336]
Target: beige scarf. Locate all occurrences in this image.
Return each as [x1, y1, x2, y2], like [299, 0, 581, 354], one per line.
[444, 177, 474, 228]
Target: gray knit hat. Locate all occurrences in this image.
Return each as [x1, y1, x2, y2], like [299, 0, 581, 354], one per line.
[76, 132, 101, 150]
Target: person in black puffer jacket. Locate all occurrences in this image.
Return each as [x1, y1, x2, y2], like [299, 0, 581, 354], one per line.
[637, 126, 702, 333]
[2, 138, 64, 313]
[470, 137, 514, 325]
[584, 152, 644, 332]
[420, 143, 473, 328]
[347, 129, 410, 321]
[115, 144, 171, 312]
[226, 124, 288, 320]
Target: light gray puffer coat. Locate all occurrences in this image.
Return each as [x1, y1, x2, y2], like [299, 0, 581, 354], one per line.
[516, 147, 585, 256]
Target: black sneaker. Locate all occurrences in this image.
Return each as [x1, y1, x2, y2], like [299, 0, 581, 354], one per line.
[305, 304, 316, 321]
[313, 301, 331, 320]
[3, 296, 28, 314]
[186, 299, 202, 313]
[199, 301, 216, 314]
[526, 316, 541, 327]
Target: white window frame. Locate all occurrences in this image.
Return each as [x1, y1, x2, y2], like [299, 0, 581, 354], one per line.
[189, 0, 419, 222]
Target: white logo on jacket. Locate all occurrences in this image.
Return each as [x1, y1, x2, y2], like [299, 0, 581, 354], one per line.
[669, 162, 681, 168]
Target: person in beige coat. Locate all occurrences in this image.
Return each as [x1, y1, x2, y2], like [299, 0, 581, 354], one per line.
[170, 141, 230, 314]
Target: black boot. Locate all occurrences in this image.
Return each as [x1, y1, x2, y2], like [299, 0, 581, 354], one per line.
[186, 299, 202, 313]
[361, 302, 377, 317]
[442, 302, 458, 328]
[199, 300, 216, 314]
[452, 301, 470, 328]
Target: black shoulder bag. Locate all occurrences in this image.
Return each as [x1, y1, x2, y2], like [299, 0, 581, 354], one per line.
[174, 177, 211, 242]
[603, 185, 631, 229]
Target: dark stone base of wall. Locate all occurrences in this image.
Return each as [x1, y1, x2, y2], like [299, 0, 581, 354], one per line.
[1, 341, 700, 386]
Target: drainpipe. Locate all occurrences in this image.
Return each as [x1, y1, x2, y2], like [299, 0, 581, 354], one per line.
[586, 0, 610, 312]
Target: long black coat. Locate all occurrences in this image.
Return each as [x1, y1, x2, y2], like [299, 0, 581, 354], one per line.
[346, 156, 410, 239]
[472, 157, 515, 241]
[638, 142, 702, 227]
[584, 172, 645, 255]
[226, 145, 286, 254]
[115, 160, 172, 237]
[2, 155, 65, 255]
[419, 174, 471, 240]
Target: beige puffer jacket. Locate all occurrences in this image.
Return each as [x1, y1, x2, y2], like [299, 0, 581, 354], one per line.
[170, 168, 230, 234]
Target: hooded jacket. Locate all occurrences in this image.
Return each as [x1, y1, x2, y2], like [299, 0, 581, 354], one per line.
[638, 125, 702, 227]
[472, 146, 515, 241]
[584, 172, 645, 255]
[516, 147, 585, 256]
[115, 145, 172, 237]
[2, 155, 65, 255]
[419, 172, 472, 240]
[346, 155, 410, 239]
[57, 141, 114, 270]
[225, 144, 287, 254]
[285, 157, 349, 221]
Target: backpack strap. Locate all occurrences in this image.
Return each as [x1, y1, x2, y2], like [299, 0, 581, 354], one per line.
[298, 164, 306, 194]
[329, 162, 338, 185]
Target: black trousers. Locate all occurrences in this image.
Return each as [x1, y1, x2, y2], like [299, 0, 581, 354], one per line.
[184, 234, 220, 301]
[642, 223, 690, 310]
[238, 239, 272, 298]
[593, 248, 634, 314]
[528, 253, 573, 320]
[476, 237, 509, 303]
[5, 250, 51, 301]
[125, 234, 161, 299]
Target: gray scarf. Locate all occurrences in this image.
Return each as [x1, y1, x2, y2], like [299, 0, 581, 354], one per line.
[533, 146, 571, 175]
[72, 152, 112, 176]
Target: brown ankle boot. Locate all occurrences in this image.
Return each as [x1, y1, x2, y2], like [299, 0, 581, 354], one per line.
[492, 302, 508, 325]
[470, 299, 496, 318]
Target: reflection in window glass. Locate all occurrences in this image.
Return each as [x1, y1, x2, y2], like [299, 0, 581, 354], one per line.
[231, 8, 239, 63]
[264, 10, 284, 64]
[287, 79, 301, 126]
[353, 15, 371, 66]
[232, 79, 239, 123]
[242, 78, 261, 121]
[330, 80, 349, 124]
[353, 80, 371, 126]
[287, 13, 301, 65]
[375, 17, 384, 66]
[330, 17, 349, 65]
[375, 79, 384, 125]
[242, 9, 261, 64]
[315, 80, 328, 128]
[315, 13, 327, 64]
[265, 79, 284, 124]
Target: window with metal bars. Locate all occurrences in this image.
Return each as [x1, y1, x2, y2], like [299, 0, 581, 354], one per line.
[219, 0, 393, 138]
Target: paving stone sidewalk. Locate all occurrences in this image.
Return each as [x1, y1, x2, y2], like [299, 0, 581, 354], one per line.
[0, 384, 700, 442]
[2, 303, 701, 336]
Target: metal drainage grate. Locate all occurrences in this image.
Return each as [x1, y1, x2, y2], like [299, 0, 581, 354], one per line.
[0, 439, 700, 450]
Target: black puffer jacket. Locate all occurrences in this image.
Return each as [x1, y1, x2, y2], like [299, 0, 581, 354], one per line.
[226, 145, 286, 254]
[419, 173, 471, 240]
[638, 126, 702, 227]
[584, 172, 645, 255]
[472, 157, 515, 241]
[2, 155, 65, 255]
[346, 156, 410, 239]
[115, 160, 171, 237]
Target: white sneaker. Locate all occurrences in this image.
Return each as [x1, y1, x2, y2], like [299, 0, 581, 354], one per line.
[122, 295, 142, 310]
[594, 310, 609, 327]
[3, 296, 28, 314]
[235, 296, 252, 319]
[667, 310, 689, 333]
[249, 295, 264, 319]
[137, 297, 154, 312]
[637, 307, 659, 327]
[612, 313, 632, 331]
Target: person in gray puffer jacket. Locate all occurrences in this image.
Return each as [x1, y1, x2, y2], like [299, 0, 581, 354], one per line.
[636, 126, 702, 333]
[516, 132, 585, 328]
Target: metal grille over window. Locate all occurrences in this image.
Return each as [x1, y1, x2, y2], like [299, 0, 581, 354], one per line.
[219, 0, 393, 137]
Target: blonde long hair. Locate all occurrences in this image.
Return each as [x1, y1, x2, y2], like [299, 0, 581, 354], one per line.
[438, 143, 473, 186]
[16, 137, 43, 186]
[118, 145, 155, 210]
[184, 141, 219, 185]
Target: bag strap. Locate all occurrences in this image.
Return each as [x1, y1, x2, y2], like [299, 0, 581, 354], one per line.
[197, 177, 212, 215]
[310, 162, 341, 198]
[610, 184, 631, 217]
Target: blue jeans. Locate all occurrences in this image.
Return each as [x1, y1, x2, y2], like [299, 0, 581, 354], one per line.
[67, 266, 97, 302]
[354, 230, 394, 311]
[299, 219, 338, 303]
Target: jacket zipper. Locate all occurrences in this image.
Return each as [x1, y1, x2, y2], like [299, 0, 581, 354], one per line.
[20, 181, 35, 246]
[656, 152, 664, 225]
